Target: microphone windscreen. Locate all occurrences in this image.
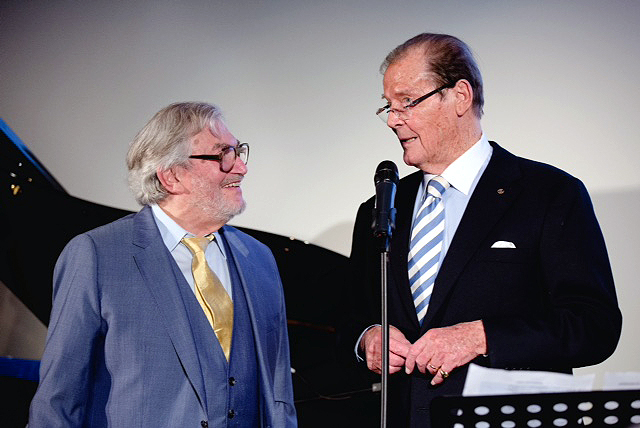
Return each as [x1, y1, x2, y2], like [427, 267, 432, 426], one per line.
[374, 160, 399, 185]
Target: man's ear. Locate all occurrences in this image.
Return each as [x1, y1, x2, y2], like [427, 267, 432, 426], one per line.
[453, 79, 474, 117]
[156, 166, 185, 195]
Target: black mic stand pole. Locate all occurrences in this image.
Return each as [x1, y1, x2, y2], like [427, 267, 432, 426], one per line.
[377, 225, 394, 428]
[380, 242, 390, 428]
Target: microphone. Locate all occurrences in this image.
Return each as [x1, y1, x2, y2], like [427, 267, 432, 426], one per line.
[372, 160, 398, 248]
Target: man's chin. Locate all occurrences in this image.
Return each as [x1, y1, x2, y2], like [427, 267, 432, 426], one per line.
[234, 200, 247, 217]
[403, 153, 419, 168]
[224, 200, 247, 222]
[201, 199, 246, 226]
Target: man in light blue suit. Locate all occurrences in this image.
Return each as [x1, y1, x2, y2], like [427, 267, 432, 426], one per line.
[28, 102, 297, 427]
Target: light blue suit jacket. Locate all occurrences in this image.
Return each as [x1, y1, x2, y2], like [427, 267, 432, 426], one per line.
[28, 206, 297, 427]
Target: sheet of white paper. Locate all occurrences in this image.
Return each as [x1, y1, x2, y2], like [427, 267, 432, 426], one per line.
[462, 364, 595, 396]
[603, 371, 640, 390]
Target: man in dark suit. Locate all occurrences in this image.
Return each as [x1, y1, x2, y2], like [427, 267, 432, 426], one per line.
[28, 102, 297, 427]
[348, 33, 621, 427]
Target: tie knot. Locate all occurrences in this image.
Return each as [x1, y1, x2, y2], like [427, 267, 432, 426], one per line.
[182, 235, 214, 255]
[427, 176, 450, 199]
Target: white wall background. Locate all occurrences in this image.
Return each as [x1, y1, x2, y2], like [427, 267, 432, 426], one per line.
[2, 0, 638, 382]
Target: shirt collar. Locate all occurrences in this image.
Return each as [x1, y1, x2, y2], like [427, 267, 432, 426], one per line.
[150, 204, 225, 256]
[425, 133, 492, 196]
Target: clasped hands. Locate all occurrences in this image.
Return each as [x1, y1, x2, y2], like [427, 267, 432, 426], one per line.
[361, 321, 487, 385]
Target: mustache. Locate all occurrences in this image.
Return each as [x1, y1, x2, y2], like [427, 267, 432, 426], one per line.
[221, 174, 244, 187]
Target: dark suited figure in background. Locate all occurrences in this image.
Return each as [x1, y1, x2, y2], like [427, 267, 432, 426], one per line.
[28, 102, 297, 427]
[347, 33, 621, 428]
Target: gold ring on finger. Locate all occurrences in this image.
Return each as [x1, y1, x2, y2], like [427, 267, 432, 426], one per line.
[440, 369, 449, 379]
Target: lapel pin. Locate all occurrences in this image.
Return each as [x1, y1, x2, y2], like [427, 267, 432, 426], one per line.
[497, 188, 505, 195]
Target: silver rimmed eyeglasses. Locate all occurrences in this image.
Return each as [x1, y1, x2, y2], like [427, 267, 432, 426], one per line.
[189, 142, 249, 173]
[376, 81, 457, 123]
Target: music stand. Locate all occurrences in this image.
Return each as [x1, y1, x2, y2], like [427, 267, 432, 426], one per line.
[431, 389, 640, 427]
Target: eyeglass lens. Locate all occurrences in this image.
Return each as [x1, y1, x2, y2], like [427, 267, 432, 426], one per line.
[376, 83, 453, 123]
[222, 144, 249, 171]
[377, 103, 413, 123]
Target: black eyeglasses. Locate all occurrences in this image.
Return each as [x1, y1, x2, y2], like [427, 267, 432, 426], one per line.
[189, 142, 249, 172]
[376, 81, 457, 123]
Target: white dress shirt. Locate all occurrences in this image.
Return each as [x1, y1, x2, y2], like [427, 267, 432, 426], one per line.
[151, 204, 233, 299]
[412, 134, 493, 264]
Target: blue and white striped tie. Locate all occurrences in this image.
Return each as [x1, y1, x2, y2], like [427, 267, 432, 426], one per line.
[408, 176, 450, 325]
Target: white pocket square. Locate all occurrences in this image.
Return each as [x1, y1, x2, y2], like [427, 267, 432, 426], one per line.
[491, 240, 516, 249]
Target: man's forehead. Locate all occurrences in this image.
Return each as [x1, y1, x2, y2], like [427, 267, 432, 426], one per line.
[191, 127, 238, 149]
[383, 71, 432, 99]
[214, 130, 239, 147]
[384, 48, 431, 81]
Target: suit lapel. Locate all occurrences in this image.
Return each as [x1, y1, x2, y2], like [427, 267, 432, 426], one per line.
[131, 206, 208, 413]
[422, 143, 523, 328]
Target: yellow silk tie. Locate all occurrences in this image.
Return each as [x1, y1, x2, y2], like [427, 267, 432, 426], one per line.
[182, 236, 233, 361]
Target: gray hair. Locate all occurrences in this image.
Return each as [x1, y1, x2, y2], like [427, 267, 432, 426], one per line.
[126, 102, 227, 205]
[381, 33, 484, 118]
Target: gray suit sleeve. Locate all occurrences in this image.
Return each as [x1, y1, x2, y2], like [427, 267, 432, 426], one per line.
[29, 234, 103, 427]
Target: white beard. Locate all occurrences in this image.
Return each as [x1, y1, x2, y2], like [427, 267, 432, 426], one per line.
[192, 174, 246, 225]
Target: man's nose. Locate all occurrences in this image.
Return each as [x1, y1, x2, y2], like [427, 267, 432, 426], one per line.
[231, 156, 248, 175]
[387, 110, 405, 128]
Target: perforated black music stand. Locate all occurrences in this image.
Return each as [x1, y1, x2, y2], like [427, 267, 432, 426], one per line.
[431, 389, 640, 427]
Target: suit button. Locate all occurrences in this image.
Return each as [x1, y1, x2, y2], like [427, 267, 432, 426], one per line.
[201, 421, 208, 428]
[228, 409, 236, 419]
[229, 377, 236, 386]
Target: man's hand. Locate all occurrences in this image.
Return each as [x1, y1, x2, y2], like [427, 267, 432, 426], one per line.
[404, 320, 487, 385]
[361, 325, 412, 375]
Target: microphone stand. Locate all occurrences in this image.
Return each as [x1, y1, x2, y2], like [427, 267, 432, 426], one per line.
[372, 160, 398, 428]
[380, 248, 390, 428]
[377, 229, 393, 428]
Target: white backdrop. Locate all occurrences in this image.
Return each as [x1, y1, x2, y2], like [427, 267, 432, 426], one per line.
[2, 0, 639, 381]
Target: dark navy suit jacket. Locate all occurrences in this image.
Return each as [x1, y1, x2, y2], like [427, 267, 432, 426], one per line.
[348, 142, 622, 428]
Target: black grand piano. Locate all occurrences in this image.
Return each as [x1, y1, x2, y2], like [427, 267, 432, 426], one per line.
[0, 119, 379, 427]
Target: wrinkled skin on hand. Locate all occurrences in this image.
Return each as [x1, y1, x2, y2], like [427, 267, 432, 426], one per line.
[362, 320, 487, 385]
